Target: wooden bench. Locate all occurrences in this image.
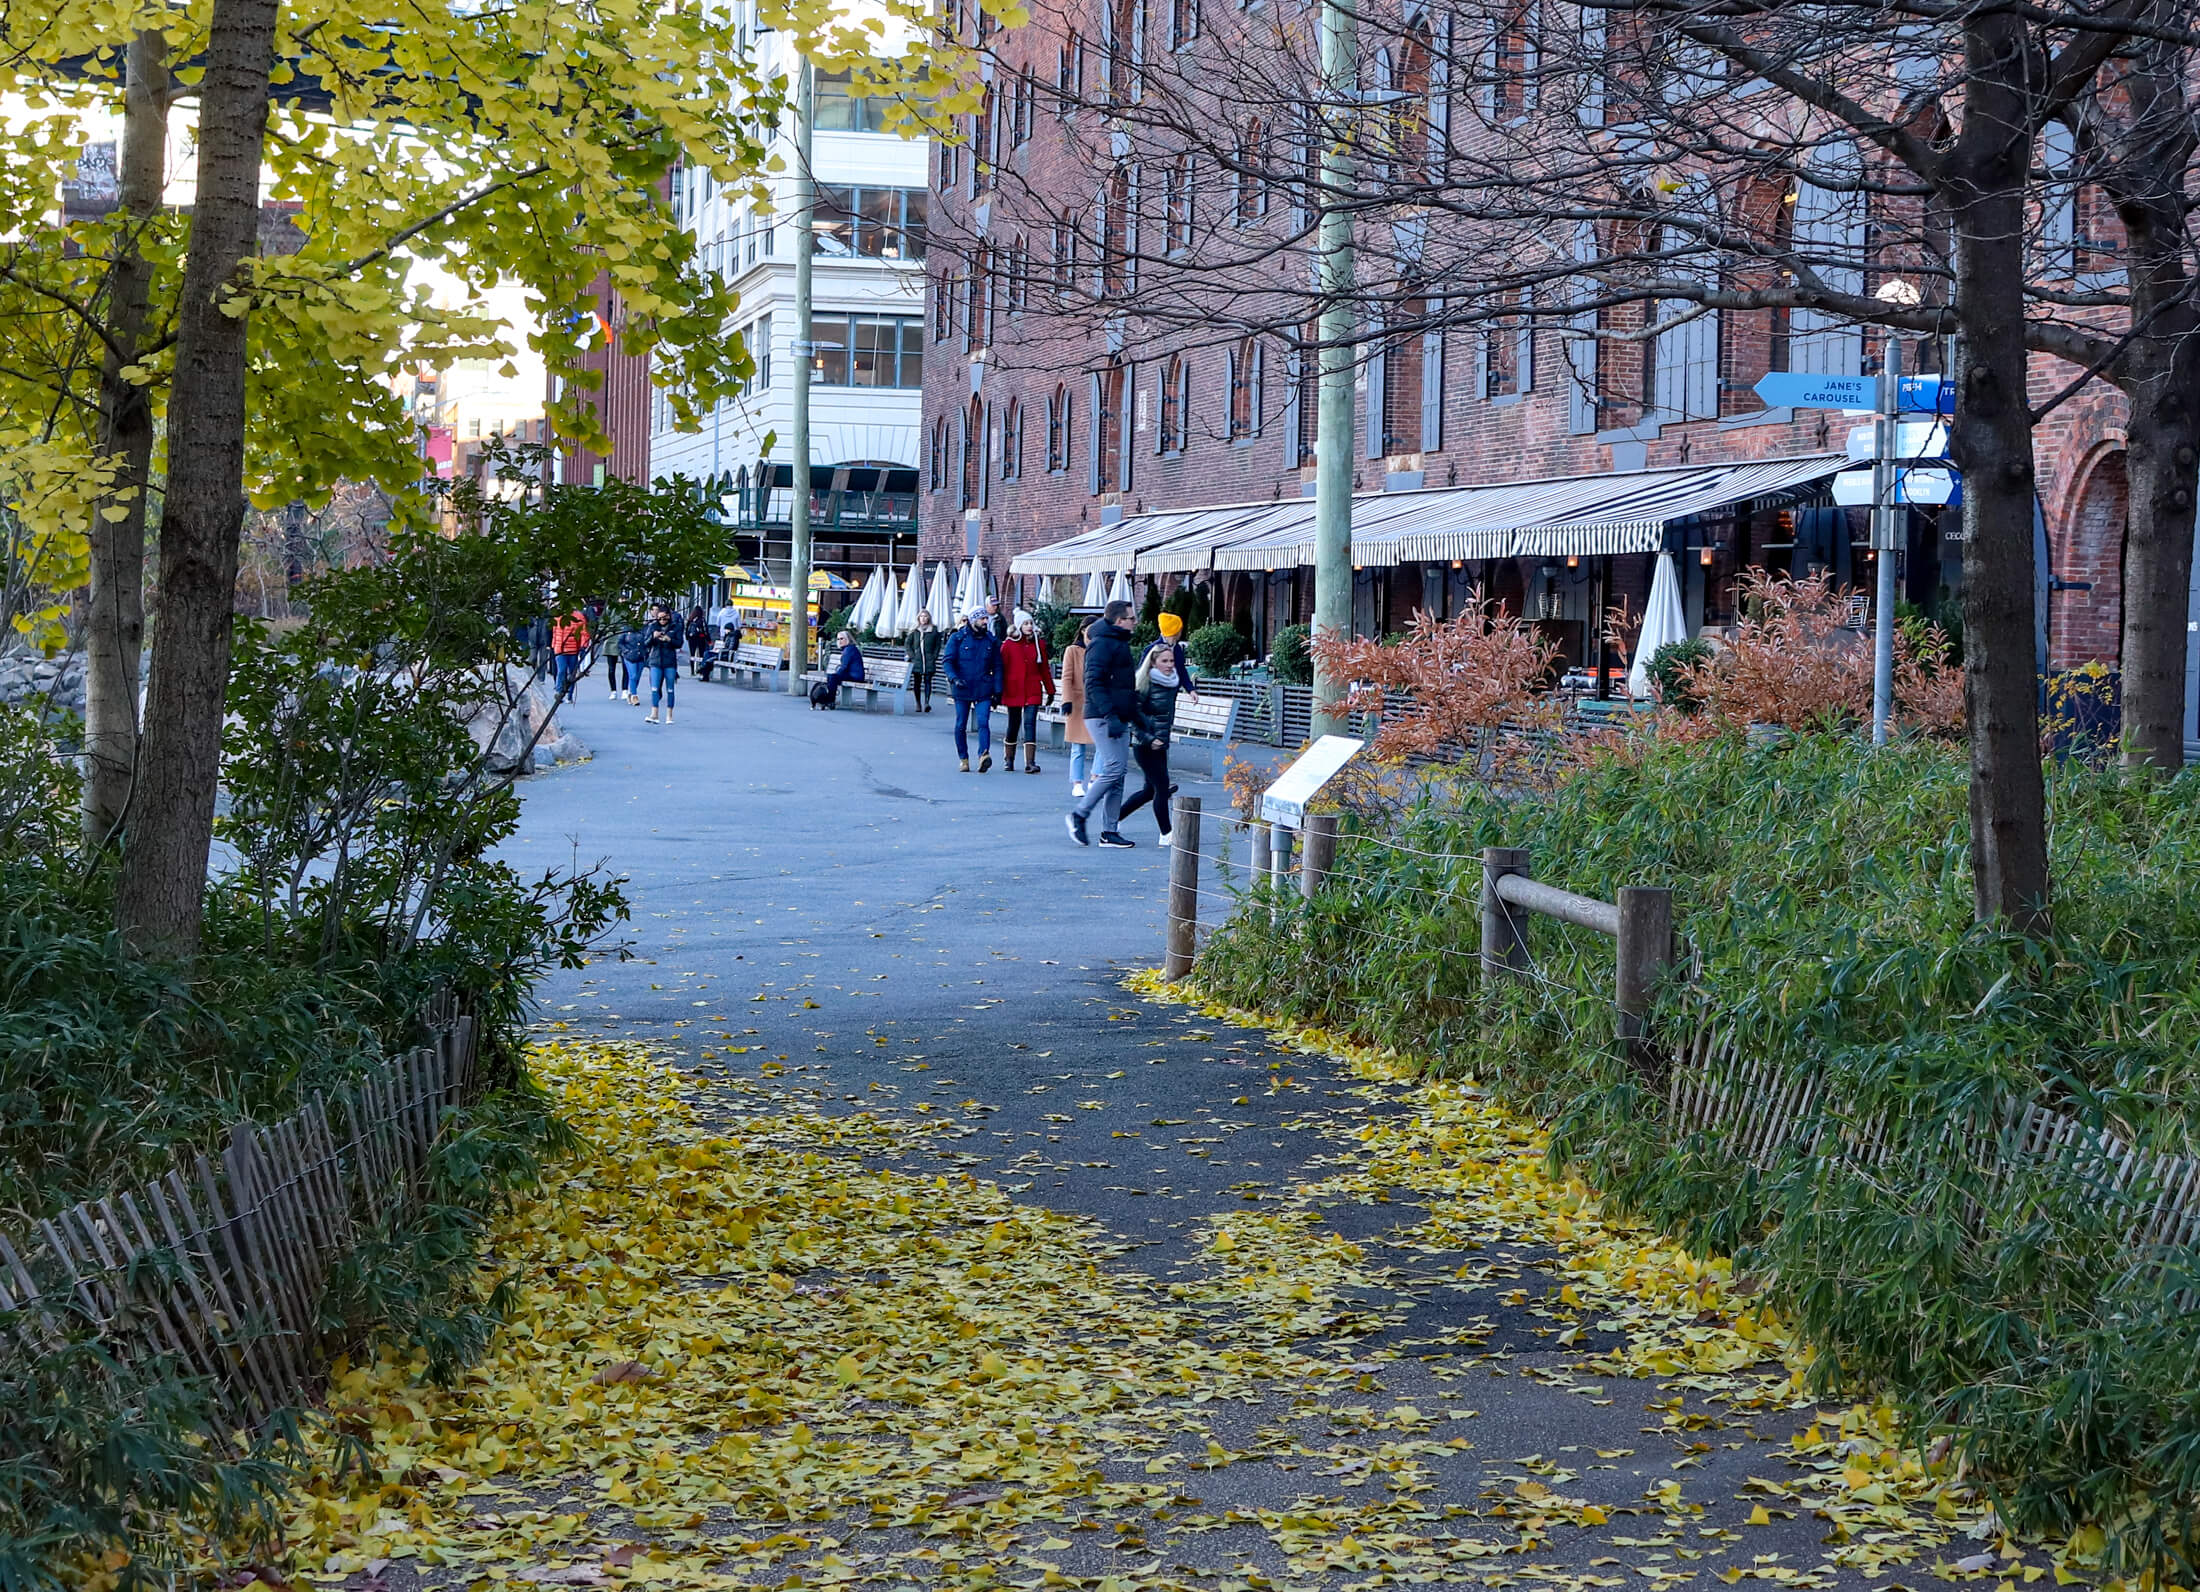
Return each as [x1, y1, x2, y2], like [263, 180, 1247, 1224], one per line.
[1165, 692, 1239, 778]
[802, 653, 912, 713]
[714, 641, 786, 689]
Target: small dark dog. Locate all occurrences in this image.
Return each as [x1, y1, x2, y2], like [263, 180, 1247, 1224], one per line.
[808, 681, 837, 710]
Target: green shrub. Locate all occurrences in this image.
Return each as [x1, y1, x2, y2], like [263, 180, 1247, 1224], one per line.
[1051, 611, 1087, 652]
[1191, 731, 2200, 1577]
[1271, 622, 1313, 685]
[1185, 622, 1251, 677]
[1031, 599, 1073, 652]
[1644, 636, 1714, 712]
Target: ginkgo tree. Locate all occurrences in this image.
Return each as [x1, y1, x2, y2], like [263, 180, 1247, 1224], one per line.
[0, 0, 976, 959]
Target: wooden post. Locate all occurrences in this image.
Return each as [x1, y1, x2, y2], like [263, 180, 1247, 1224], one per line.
[1164, 796, 1202, 978]
[1481, 847, 1532, 979]
[1301, 813, 1339, 901]
[1616, 885, 1674, 1065]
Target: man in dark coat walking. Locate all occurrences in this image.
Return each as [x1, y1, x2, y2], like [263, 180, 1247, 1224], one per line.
[941, 610, 1003, 771]
[1066, 600, 1139, 847]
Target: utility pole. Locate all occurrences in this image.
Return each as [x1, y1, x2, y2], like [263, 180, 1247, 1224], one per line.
[1309, 0, 1357, 737]
[786, 54, 816, 691]
[1870, 340, 1902, 745]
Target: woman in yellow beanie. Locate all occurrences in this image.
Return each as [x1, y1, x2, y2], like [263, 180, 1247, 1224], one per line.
[1154, 612, 1198, 698]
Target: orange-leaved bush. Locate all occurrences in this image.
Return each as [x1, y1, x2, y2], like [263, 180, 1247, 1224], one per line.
[1310, 599, 1562, 763]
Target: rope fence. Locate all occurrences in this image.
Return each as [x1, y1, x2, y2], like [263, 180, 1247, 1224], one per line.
[0, 1004, 481, 1432]
[1162, 799, 2200, 1266]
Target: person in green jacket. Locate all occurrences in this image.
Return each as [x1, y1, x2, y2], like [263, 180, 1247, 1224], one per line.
[907, 609, 943, 713]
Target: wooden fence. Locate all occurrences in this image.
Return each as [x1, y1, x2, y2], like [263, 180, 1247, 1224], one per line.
[1173, 822, 2200, 1266]
[0, 1009, 481, 1430]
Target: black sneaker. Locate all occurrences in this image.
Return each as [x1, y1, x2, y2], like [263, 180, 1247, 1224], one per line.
[1066, 812, 1090, 846]
[1097, 831, 1136, 849]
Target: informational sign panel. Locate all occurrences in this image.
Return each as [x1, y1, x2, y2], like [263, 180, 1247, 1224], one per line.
[1260, 735, 1364, 830]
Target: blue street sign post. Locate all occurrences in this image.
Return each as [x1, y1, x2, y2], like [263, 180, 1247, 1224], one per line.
[1752, 370, 1875, 409]
[1753, 368, 1958, 415]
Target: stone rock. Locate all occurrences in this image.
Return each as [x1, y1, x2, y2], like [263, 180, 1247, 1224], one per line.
[460, 666, 588, 776]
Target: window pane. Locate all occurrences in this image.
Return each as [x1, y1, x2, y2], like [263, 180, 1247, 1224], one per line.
[811, 186, 855, 254]
[898, 190, 927, 260]
[813, 316, 850, 384]
[858, 188, 898, 257]
[814, 71, 856, 131]
[851, 318, 896, 386]
[899, 321, 924, 386]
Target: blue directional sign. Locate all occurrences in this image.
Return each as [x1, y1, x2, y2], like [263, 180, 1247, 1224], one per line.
[1898, 374, 1956, 415]
[1752, 371, 1876, 410]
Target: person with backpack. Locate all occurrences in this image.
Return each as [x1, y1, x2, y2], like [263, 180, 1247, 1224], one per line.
[1066, 599, 1138, 848]
[615, 614, 647, 705]
[998, 611, 1053, 774]
[549, 608, 590, 704]
[941, 609, 1002, 771]
[685, 606, 710, 674]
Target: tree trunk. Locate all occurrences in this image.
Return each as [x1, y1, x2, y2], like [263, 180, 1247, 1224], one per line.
[2102, 49, 2200, 773]
[1947, 14, 2052, 935]
[82, 31, 170, 851]
[2117, 349, 2200, 771]
[114, 0, 277, 960]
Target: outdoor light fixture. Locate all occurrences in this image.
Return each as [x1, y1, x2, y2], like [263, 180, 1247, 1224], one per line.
[1566, 555, 1580, 569]
[1450, 559, 1463, 569]
[1700, 546, 1716, 567]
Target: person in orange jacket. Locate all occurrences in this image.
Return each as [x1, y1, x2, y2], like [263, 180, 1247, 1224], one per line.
[549, 608, 590, 704]
[998, 610, 1055, 774]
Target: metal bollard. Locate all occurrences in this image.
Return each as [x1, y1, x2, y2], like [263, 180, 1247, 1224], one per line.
[1164, 796, 1203, 978]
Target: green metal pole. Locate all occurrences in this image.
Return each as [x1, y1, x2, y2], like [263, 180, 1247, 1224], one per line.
[786, 55, 816, 690]
[1310, 0, 1357, 738]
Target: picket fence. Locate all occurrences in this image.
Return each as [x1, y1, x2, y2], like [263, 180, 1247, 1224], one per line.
[1665, 1023, 2200, 1255]
[0, 1005, 480, 1430]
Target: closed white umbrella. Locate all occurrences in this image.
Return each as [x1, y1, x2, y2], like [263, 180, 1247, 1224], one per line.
[1628, 552, 1689, 699]
[954, 561, 979, 618]
[875, 564, 903, 639]
[886, 566, 918, 636]
[925, 561, 954, 622]
[851, 568, 882, 631]
[1106, 568, 1132, 607]
[1079, 570, 1106, 609]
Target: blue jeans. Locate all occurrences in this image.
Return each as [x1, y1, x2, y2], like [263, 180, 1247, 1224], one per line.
[1068, 742, 1092, 788]
[952, 695, 992, 758]
[647, 664, 676, 709]
[552, 652, 579, 700]
[1073, 726, 1130, 831]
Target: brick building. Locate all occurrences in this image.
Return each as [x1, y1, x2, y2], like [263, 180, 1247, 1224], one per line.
[552, 271, 657, 488]
[915, 1, 2188, 730]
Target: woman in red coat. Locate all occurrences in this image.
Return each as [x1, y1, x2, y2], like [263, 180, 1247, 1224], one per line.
[998, 611, 1055, 774]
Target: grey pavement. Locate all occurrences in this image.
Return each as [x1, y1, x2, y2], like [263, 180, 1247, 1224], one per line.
[500, 669, 2014, 1592]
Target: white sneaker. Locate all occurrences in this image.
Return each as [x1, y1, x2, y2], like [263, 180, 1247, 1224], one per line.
[1159, 831, 1172, 847]
[1071, 782, 1086, 798]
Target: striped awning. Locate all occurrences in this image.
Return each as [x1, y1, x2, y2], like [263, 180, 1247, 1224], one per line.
[1017, 454, 1845, 576]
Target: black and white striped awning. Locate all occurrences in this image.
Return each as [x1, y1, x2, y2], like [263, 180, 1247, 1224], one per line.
[1010, 455, 1845, 577]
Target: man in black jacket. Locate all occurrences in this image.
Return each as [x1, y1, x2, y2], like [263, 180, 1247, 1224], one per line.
[1066, 600, 1139, 847]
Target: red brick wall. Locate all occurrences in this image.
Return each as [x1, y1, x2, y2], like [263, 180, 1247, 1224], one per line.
[921, 13, 2135, 668]
[555, 270, 655, 487]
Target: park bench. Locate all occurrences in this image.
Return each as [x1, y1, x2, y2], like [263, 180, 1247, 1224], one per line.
[717, 641, 785, 689]
[802, 652, 912, 712]
[1166, 692, 1239, 778]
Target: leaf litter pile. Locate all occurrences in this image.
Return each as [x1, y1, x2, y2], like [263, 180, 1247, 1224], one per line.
[274, 994, 2086, 1592]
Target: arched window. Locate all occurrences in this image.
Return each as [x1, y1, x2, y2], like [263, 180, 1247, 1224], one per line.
[930, 415, 950, 489]
[1164, 153, 1195, 253]
[1001, 399, 1023, 480]
[1234, 119, 1267, 225]
[1047, 385, 1072, 471]
[1488, 4, 1535, 122]
[1158, 354, 1188, 454]
[1393, 23, 1434, 180]
[1787, 142, 1865, 376]
[961, 396, 983, 508]
[1052, 210, 1077, 293]
[1094, 360, 1127, 493]
[1227, 336, 1263, 439]
[1101, 167, 1132, 296]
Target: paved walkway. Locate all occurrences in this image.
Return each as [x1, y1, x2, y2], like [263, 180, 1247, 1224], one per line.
[490, 671, 2001, 1592]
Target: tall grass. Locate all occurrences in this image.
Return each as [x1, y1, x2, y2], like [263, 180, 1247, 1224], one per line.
[1195, 732, 2200, 1573]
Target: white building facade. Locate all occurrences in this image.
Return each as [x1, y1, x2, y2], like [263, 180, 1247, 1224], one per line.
[650, 43, 929, 501]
